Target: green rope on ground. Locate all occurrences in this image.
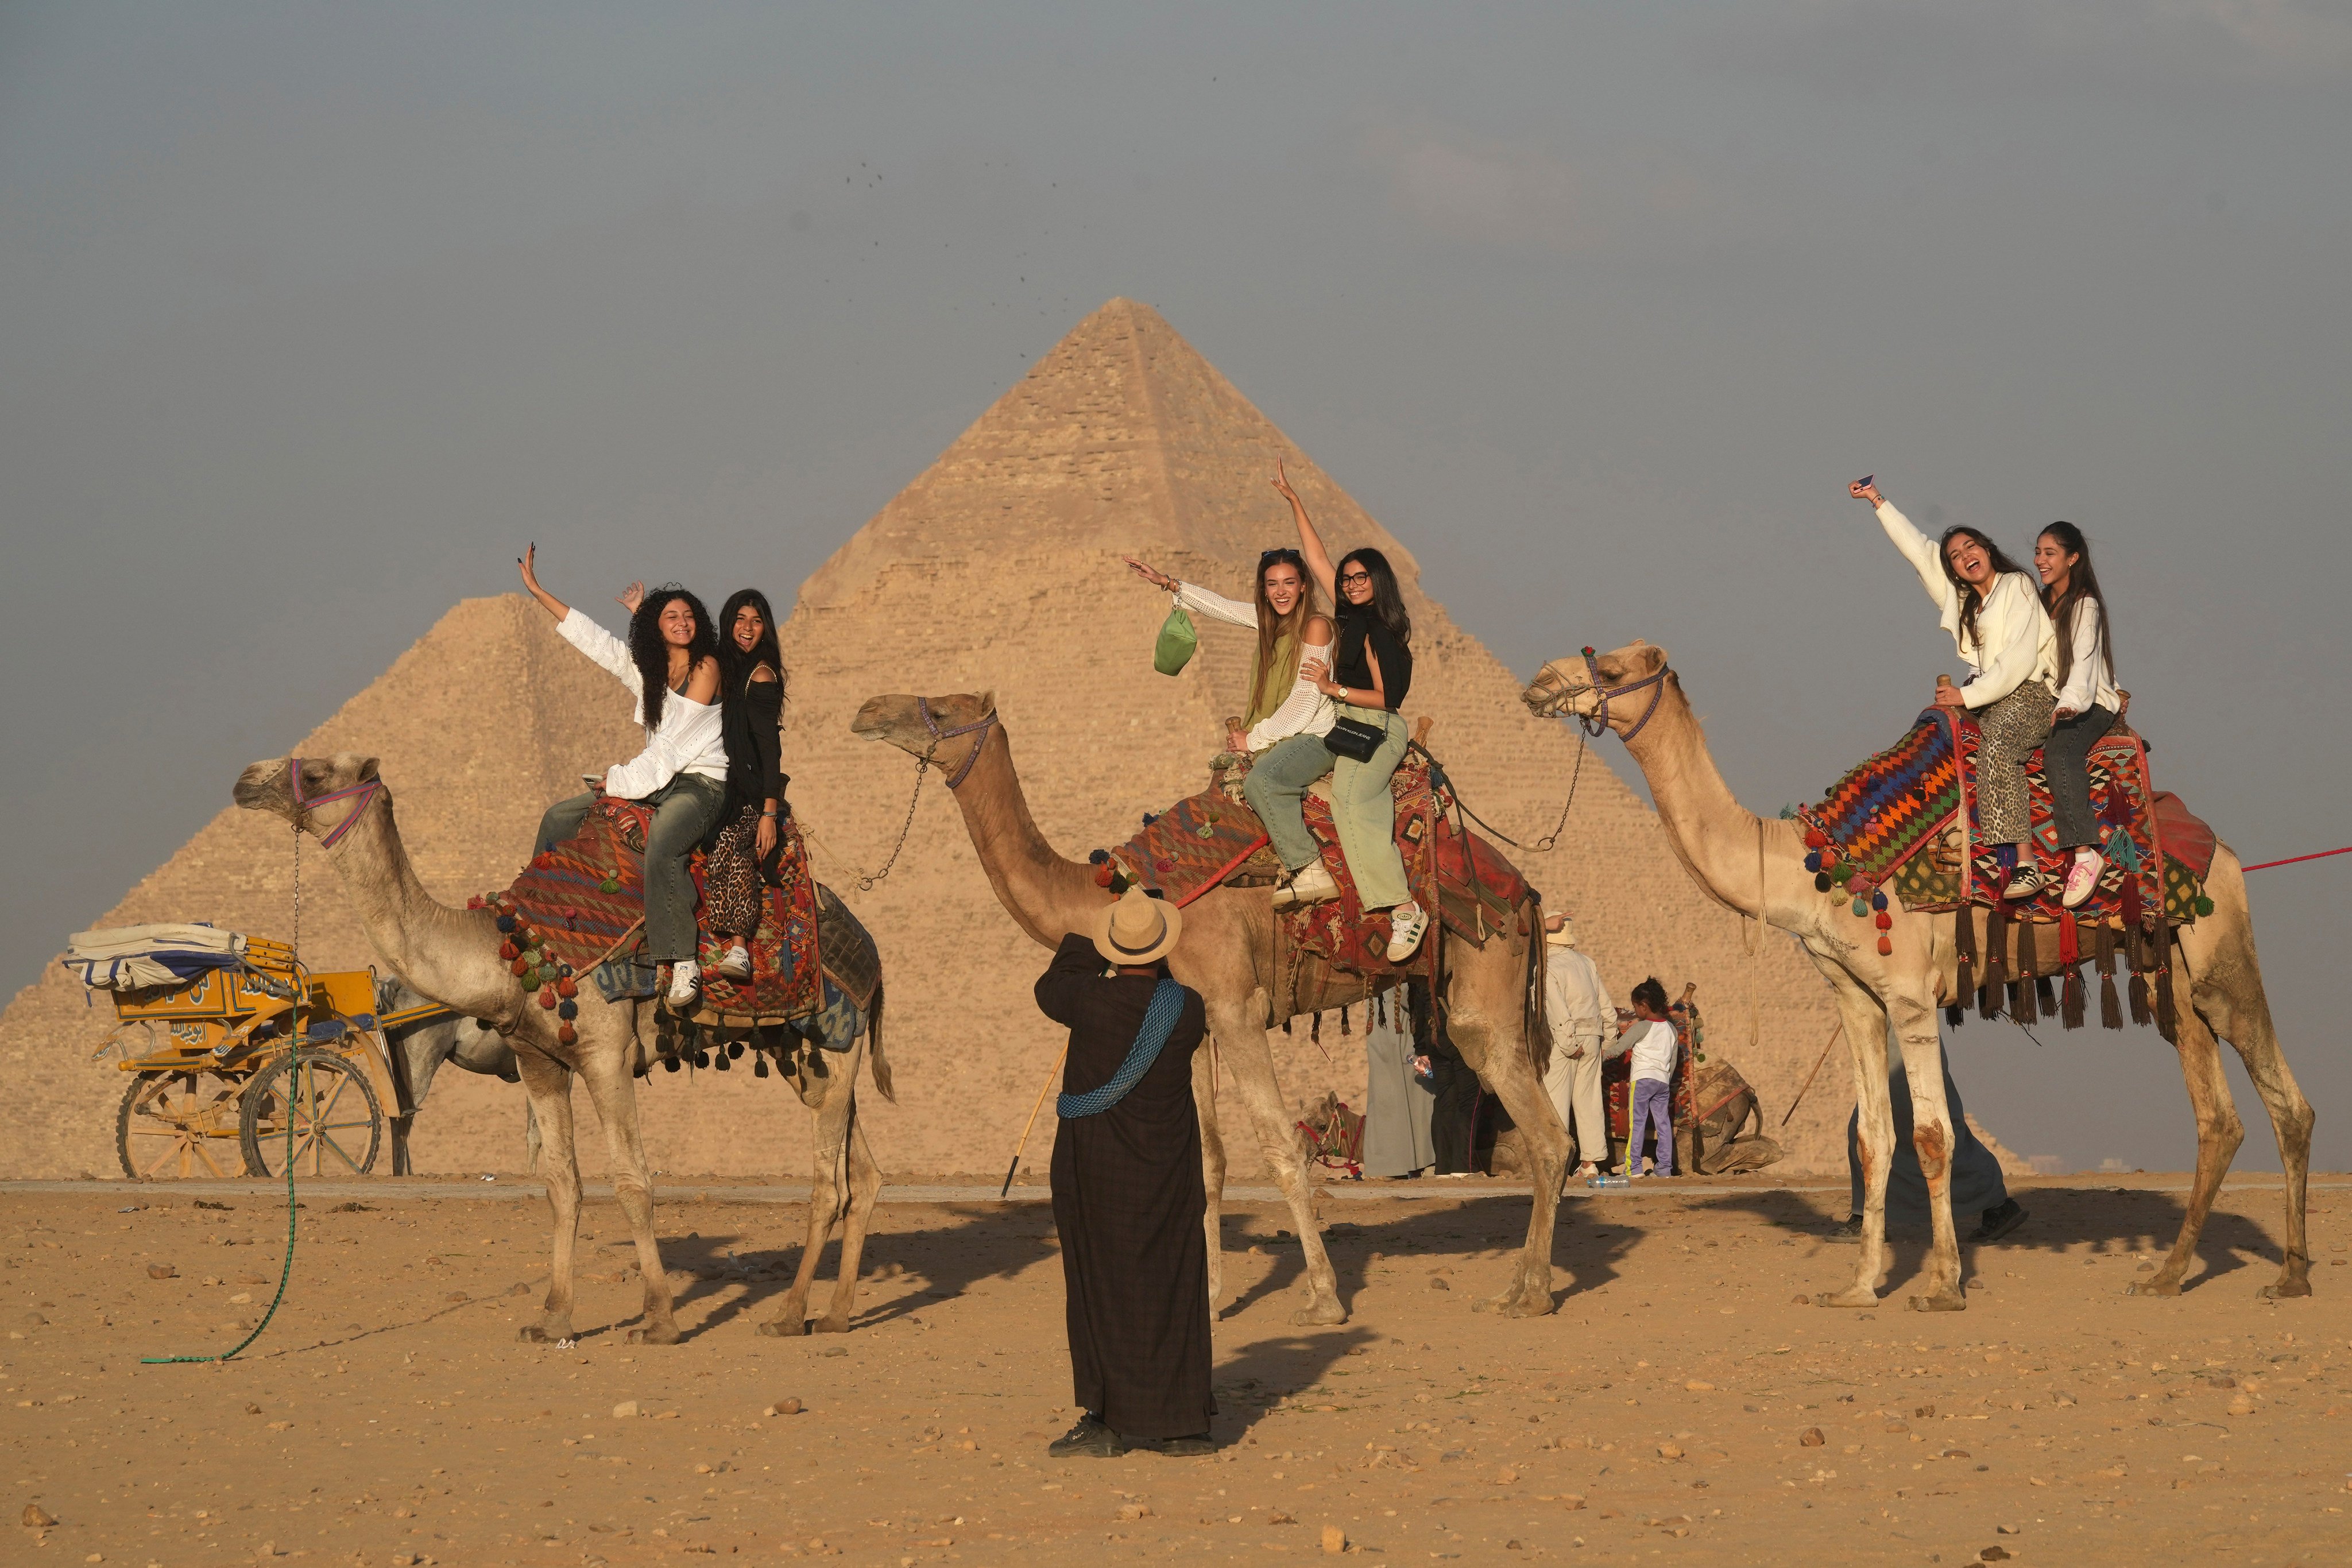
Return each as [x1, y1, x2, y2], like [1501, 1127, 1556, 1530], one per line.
[143, 817, 305, 1365]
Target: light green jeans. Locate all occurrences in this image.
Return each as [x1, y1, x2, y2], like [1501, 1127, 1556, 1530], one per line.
[1329, 705, 1412, 909]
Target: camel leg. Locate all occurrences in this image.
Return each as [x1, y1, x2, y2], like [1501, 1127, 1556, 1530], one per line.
[1815, 970, 1894, 1309]
[575, 1047, 679, 1345]
[763, 1055, 852, 1337]
[1890, 989, 1966, 1313]
[2130, 1000, 2242, 1297]
[1212, 994, 1344, 1326]
[2171, 876, 2314, 1298]
[1193, 1039, 1229, 1311]
[1450, 999, 1568, 1319]
[514, 1052, 582, 1344]
[815, 1110, 884, 1333]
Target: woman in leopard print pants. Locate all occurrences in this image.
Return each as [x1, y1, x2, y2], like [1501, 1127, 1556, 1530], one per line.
[1852, 477, 2059, 884]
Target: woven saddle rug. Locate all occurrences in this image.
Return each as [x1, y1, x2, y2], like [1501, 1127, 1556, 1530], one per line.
[1100, 754, 1534, 981]
[485, 796, 828, 1026]
[1798, 709, 2211, 926]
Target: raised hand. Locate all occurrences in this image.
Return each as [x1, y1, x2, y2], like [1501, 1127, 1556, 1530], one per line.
[617, 581, 646, 614]
[1271, 462, 1299, 504]
[1121, 556, 1176, 593]
[1849, 475, 1884, 507]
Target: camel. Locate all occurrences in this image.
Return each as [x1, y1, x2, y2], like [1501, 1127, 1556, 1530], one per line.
[1521, 643, 2314, 1308]
[233, 753, 895, 1342]
[852, 692, 1569, 1320]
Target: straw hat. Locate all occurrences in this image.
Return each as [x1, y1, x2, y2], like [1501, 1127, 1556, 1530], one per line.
[1092, 885, 1183, 967]
[1544, 912, 1577, 947]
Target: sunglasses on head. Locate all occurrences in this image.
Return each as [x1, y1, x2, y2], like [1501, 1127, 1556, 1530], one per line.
[1259, 548, 1305, 565]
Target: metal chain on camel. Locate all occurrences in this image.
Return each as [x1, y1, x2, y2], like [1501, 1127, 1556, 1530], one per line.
[802, 756, 930, 895]
[144, 818, 304, 1365]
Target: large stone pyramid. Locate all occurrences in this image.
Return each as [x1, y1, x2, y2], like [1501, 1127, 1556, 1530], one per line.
[0, 299, 1903, 1181]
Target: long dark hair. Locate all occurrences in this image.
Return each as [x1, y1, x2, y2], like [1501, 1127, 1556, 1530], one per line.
[1252, 548, 1322, 692]
[1936, 525, 2028, 650]
[628, 585, 718, 731]
[2037, 521, 2113, 689]
[717, 588, 787, 707]
[1336, 547, 1411, 647]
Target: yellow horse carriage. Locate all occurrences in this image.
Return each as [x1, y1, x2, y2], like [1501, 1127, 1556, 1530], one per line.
[69, 924, 450, 1179]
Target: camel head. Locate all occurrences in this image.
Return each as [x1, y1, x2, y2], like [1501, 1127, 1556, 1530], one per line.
[851, 692, 998, 777]
[233, 752, 384, 843]
[1521, 640, 1670, 735]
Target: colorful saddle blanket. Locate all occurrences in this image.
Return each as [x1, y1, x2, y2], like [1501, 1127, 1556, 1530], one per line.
[1098, 753, 1535, 982]
[484, 795, 846, 1030]
[1797, 709, 2214, 926]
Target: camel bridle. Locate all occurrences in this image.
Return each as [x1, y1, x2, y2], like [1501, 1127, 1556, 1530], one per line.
[289, 757, 380, 849]
[917, 696, 1000, 789]
[1569, 649, 1669, 742]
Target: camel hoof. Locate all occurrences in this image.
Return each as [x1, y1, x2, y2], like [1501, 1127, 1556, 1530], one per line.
[1478, 1288, 1557, 1319]
[1812, 1290, 1879, 1310]
[2257, 1279, 2313, 1300]
[2126, 1277, 2184, 1298]
[1289, 1298, 1348, 1327]
[755, 1318, 807, 1338]
[516, 1323, 568, 1344]
[810, 1317, 853, 1335]
[1906, 1291, 1967, 1313]
[625, 1322, 682, 1346]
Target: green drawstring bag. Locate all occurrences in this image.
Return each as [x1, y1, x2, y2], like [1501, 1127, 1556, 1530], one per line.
[1153, 597, 1197, 676]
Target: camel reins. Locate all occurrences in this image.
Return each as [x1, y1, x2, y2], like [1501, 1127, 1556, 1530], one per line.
[290, 757, 381, 849]
[918, 696, 1000, 790]
[1576, 647, 1669, 741]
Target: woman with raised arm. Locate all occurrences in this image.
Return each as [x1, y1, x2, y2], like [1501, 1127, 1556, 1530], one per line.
[1121, 547, 1341, 903]
[1261, 463, 1430, 962]
[701, 589, 791, 982]
[1850, 477, 2059, 895]
[2032, 522, 2121, 908]
[517, 547, 728, 1009]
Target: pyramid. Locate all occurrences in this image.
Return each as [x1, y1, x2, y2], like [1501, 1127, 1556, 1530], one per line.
[0, 300, 1955, 1182]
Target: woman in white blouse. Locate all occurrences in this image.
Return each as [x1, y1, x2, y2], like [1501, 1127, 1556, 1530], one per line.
[1123, 545, 1343, 903]
[1851, 477, 2059, 898]
[2032, 521, 2122, 908]
[519, 546, 729, 1008]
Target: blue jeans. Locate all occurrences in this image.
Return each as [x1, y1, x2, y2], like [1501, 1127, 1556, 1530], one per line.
[1629, 1077, 1674, 1175]
[536, 773, 726, 962]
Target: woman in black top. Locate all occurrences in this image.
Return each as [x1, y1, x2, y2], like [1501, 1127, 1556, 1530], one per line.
[703, 589, 789, 982]
[1271, 464, 1429, 961]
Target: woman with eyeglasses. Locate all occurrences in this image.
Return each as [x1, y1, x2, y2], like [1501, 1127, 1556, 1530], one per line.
[1260, 464, 1429, 962]
[1123, 545, 1341, 900]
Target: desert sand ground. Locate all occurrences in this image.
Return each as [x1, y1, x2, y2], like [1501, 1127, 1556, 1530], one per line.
[3, 1174, 2346, 1567]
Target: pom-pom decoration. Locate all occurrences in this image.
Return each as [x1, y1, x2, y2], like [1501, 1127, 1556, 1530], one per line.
[1831, 862, 1855, 886]
[1813, 872, 1834, 893]
[599, 877, 621, 895]
[1802, 827, 1829, 850]
[1875, 911, 1893, 930]
[558, 1024, 578, 1047]
[556, 976, 578, 998]
[1876, 935, 1894, 956]
[1088, 849, 1110, 866]
[510, 955, 529, 976]
[467, 895, 486, 911]
[539, 985, 558, 1010]
[499, 940, 520, 961]
[1851, 897, 1870, 917]
[558, 1000, 578, 1021]
[1093, 862, 1116, 888]
[1872, 891, 1889, 911]
[1804, 851, 1822, 873]
[496, 914, 517, 934]
[2194, 895, 2215, 917]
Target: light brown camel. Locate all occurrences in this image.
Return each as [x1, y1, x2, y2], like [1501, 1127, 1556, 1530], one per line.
[233, 754, 895, 1341]
[852, 693, 1569, 1320]
[1522, 643, 2314, 1308]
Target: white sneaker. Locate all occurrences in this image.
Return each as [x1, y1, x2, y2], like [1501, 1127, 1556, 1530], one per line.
[666, 961, 701, 1009]
[2060, 849, 2106, 909]
[715, 944, 753, 982]
[1273, 862, 1341, 908]
[1384, 902, 1431, 962]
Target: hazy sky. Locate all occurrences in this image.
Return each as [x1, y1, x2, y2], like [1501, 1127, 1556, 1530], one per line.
[5, 2, 2346, 1172]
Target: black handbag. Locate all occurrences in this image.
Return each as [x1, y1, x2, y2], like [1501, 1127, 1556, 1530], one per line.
[1324, 715, 1388, 763]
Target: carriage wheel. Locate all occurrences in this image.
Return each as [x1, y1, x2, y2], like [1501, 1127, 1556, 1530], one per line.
[117, 1069, 251, 1180]
[239, 1054, 383, 1178]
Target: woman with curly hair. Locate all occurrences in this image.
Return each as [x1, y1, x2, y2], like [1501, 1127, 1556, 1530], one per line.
[700, 588, 791, 982]
[519, 546, 727, 1008]
[1850, 477, 2058, 896]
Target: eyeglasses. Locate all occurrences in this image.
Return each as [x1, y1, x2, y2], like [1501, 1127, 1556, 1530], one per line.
[1338, 570, 1372, 586]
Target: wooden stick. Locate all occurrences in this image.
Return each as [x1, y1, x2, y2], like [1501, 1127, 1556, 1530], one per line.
[1000, 1043, 1070, 1199]
[1779, 1024, 1846, 1128]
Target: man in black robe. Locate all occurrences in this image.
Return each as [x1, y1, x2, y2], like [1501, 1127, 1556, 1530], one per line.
[1035, 885, 1214, 1458]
